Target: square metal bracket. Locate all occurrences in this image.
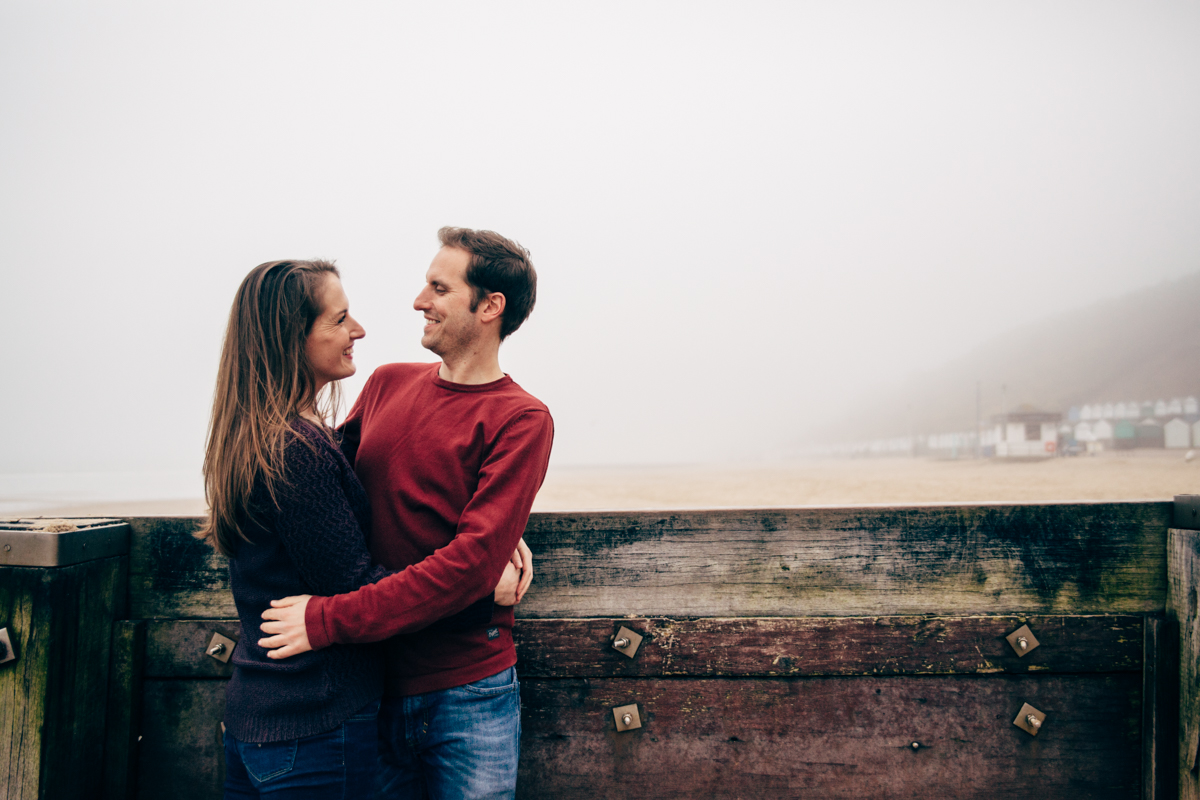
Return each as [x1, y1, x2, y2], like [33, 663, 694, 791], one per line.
[1013, 702, 1046, 736]
[206, 631, 237, 664]
[0, 627, 15, 665]
[1005, 624, 1040, 657]
[612, 625, 644, 658]
[613, 703, 642, 732]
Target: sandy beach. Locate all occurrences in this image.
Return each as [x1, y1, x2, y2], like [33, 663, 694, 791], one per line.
[9, 448, 1196, 519]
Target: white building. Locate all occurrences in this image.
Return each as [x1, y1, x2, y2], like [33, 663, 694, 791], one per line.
[992, 407, 1062, 457]
[1165, 418, 1191, 449]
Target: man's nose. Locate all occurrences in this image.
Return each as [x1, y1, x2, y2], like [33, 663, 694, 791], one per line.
[414, 290, 430, 310]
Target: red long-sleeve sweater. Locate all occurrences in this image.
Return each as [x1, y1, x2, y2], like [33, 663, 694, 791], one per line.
[304, 362, 553, 696]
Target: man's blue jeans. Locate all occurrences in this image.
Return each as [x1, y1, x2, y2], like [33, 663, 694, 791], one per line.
[223, 700, 380, 798]
[376, 666, 521, 800]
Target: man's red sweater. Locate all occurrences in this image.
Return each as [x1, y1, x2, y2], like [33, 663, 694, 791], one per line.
[303, 362, 554, 696]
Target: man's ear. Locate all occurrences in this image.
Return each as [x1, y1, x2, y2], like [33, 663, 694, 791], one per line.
[478, 291, 506, 325]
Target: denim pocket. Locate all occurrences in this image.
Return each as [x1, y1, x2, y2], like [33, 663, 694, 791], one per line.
[236, 738, 298, 784]
[461, 666, 518, 697]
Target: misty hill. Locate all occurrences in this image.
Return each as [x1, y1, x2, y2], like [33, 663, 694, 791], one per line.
[812, 270, 1200, 443]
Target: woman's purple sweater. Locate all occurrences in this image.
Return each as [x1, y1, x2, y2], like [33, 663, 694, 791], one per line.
[223, 419, 391, 743]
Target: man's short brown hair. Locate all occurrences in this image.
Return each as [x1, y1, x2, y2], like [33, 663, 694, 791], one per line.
[438, 226, 536, 341]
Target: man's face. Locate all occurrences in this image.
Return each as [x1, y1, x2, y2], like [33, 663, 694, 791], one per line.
[413, 246, 482, 357]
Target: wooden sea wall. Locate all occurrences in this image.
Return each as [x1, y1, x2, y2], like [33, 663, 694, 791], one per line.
[102, 501, 1173, 800]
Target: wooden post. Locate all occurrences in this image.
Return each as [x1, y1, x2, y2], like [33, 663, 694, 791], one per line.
[1143, 615, 1178, 800]
[0, 521, 129, 800]
[102, 620, 146, 800]
[1169, 524, 1200, 800]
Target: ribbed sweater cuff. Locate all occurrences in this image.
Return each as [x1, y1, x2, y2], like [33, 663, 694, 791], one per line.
[306, 595, 333, 651]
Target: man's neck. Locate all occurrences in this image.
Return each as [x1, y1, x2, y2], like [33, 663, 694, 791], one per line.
[436, 351, 505, 385]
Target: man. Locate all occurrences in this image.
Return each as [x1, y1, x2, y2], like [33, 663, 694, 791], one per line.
[259, 227, 554, 798]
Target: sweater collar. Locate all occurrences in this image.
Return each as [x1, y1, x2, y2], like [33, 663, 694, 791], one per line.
[428, 362, 513, 393]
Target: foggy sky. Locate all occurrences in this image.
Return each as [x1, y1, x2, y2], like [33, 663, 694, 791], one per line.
[2, 1, 1199, 480]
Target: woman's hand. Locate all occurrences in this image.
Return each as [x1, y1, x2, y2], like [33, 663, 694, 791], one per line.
[494, 538, 534, 606]
[259, 595, 314, 658]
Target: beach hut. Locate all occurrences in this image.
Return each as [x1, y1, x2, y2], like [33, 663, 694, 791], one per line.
[1193, 420, 1200, 449]
[1141, 402, 1156, 419]
[1165, 418, 1191, 449]
[1187, 397, 1199, 415]
[992, 406, 1062, 457]
[1114, 420, 1137, 450]
[1135, 420, 1165, 449]
[1155, 400, 1168, 418]
[1103, 403, 1115, 419]
[1169, 398, 1183, 415]
[1068, 406, 1080, 423]
[1115, 402, 1132, 419]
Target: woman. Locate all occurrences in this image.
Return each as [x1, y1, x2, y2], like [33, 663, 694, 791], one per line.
[197, 259, 528, 797]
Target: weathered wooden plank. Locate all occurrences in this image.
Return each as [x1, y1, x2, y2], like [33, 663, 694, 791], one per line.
[516, 674, 1142, 799]
[1168, 528, 1200, 800]
[129, 517, 231, 619]
[131, 674, 1142, 800]
[514, 615, 1144, 677]
[0, 556, 127, 800]
[103, 620, 146, 800]
[137, 679, 226, 800]
[127, 502, 1169, 619]
[521, 502, 1170, 617]
[144, 619, 241, 678]
[1142, 616, 1178, 800]
[142, 615, 1142, 680]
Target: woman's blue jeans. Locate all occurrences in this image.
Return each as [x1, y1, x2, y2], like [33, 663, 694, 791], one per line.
[376, 666, 521, 800]
[223, 700, 380, 798]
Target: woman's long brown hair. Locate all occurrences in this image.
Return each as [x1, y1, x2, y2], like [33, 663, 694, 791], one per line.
[196, 260, 342, 556]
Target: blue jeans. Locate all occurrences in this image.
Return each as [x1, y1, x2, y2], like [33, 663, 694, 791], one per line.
[223, 700, 380, 798]
[376, 666, 521, 800]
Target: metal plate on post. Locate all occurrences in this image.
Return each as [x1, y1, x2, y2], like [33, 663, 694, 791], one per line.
[1005, 624, 1040, 657]
[206, 632, 236, 664]
[0, 627, 15, 665]
[612, 625, 644, 658]
[1013, 702, 1046, 736]
[1175, 495, 1200, 531]
[0, 520, 129, 567]
[613, 703, 642, 732]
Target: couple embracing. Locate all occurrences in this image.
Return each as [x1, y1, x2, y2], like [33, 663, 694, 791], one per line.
[197, 227, 553, 799]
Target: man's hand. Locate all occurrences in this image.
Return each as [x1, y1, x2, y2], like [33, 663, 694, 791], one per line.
[259, 595, 314, 659]
[494, 538, 534, 606]
[494, 561, 521, 606]
[514, 537, 533, 602]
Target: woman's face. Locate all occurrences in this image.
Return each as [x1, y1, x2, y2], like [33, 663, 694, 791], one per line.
[305, 274, 365, 393]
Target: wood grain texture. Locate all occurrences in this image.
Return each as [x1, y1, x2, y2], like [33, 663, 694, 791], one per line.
[129, 517, 231, 619]
[127, 502, 1169, 620]
[144, 619, 242, 678]
[513, 615, 1143, 677]
[103, 620, 146, 800]
[1168, 527, 1200, 800]
[141, 615, 1141, 680]
[0, 556, 127, 800]
[137, 679, 226, 800]
[520, 503, 1170, 617]
[1142, 616, 1178, 800]
[516, 674, 1142, 799]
